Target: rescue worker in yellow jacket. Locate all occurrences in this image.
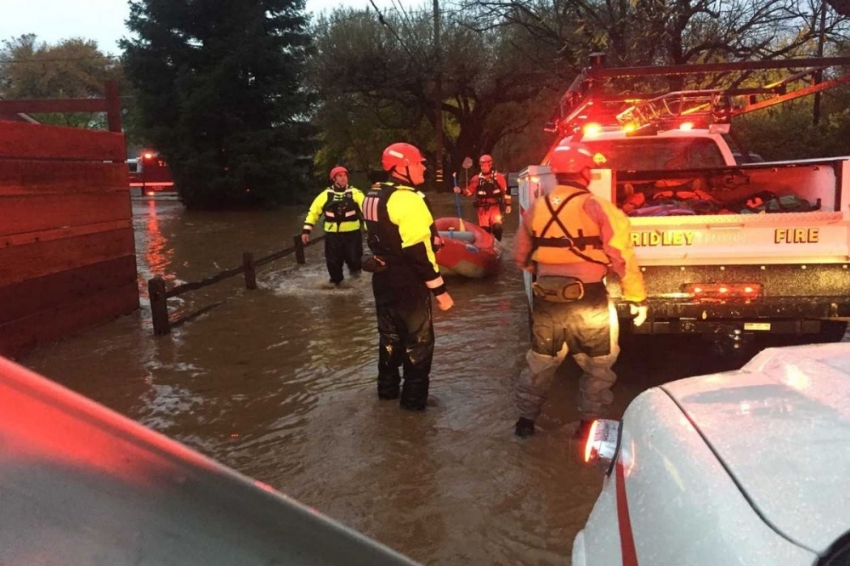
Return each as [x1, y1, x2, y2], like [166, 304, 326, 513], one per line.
[362, 142, 454, 411]
[513, 143, 648, 439]
[302, 166, 365, 287]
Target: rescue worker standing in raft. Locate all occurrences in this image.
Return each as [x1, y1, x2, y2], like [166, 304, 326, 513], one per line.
[302, 166, 365, 288]
[513, 143, 648, 439]
[453, 154, 511, 241]
[362, 142, 454, 411]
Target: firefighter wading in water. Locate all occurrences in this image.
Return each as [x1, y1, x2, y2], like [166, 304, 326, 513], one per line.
[362, 143, 454, 411]
[302, 166, 366, 288]
[453, 154, 511, 241]
[513, 143, 648, 439]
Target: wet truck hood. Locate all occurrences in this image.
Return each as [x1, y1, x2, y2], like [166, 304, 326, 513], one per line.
[661, 342, 850, 555]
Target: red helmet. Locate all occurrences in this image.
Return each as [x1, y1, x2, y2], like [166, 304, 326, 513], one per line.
[329, 166, 348, 181]
[548, 143, 599, 180]
[479, 154, 493, 165]
[382, 143, 425, 172]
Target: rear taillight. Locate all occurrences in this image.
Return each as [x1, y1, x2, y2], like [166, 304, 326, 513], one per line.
[683, 282, 763, 301]
[583, 419, 621, 475]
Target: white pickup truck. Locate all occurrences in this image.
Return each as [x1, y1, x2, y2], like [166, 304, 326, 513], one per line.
[518, 124, 850, 351]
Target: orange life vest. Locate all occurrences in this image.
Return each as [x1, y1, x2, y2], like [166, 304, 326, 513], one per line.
[530, 185, 608, 266]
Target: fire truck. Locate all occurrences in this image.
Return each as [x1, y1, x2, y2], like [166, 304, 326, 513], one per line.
[518, 55, 850, 352]
[128, 150, 175, 195]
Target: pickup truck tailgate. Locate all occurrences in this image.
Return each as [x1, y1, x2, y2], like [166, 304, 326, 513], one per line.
[630, 211, 849, 265]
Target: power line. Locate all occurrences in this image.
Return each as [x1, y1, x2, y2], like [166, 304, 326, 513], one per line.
[368, 0, 416, 58]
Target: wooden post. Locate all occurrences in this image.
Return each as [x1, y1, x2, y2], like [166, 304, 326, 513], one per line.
[243, 252, 257, 289]
[294, 235, 306, 264]
[148, 277, 171, 335]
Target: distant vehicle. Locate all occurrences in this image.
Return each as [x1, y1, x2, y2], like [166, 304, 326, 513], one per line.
[575, 341, 850, 566]
[128, 150, 175, 195]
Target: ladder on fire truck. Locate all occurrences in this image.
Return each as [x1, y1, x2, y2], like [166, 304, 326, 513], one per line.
[547, 55, 850, 138]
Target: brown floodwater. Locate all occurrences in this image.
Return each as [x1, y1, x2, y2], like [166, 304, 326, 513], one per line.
[20, 192, 831, 565]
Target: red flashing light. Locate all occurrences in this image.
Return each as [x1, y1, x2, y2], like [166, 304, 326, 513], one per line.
[142, 152, 154, 160]
[679, 122, 694, 131]
[582, 123, 602, 137]
[684, 282, 763, 301]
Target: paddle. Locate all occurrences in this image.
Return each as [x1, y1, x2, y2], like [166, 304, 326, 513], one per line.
[452, 172, 466, 231]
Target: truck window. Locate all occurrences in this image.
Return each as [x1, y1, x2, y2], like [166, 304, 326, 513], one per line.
[582, 138, 726, 171]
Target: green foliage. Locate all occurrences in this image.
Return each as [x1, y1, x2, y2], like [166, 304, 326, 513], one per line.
[733, 89, 850, 160]
[0, 34, 124, 129]
[122, 0, 315, 209]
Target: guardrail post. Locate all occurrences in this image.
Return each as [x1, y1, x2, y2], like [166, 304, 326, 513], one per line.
[293, 235, 306, 264]
[243, 252, 257, 290]
[148, 277, 171, 335]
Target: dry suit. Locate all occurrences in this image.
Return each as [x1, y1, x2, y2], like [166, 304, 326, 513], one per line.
[362, 182, 448, 410]
[303, 186, 365, 284]
[464, 171, 510, 241]
[513, 181, 646, 422]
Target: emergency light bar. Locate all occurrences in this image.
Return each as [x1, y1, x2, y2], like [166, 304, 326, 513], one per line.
[551, 55, 850, 139]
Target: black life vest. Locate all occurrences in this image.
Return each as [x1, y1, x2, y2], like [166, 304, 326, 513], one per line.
[475, 173, 503, 204]
[363, 183, 405, 262]
[322, 187, 362, 225]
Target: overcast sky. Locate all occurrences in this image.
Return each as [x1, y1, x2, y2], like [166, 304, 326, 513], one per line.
[0, 0, 397, 56]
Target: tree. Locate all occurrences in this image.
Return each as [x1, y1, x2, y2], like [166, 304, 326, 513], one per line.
[461, 0, 848, 69]
[0, 34, 123, 129]
[122, 0, 314, 209]
[307, 7, 565, 186]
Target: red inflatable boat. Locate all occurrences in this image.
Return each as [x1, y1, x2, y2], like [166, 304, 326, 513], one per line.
[434, 217, 502, 278]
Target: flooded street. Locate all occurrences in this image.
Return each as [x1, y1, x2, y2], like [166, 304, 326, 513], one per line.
[19, 192, 824, 565]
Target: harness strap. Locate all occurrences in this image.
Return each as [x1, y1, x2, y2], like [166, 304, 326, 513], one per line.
[534, 191, 607, 266]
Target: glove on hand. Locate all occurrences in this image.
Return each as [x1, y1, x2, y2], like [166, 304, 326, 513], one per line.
[629, 303, 648, 327]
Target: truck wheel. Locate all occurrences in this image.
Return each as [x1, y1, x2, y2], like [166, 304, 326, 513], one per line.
[814, 321, 848, 343]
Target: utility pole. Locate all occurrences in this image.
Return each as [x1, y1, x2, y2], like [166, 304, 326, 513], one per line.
[813, 1, 827, 126]
[433, 0, 444, 190]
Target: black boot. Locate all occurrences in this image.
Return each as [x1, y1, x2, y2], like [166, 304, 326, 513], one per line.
[377, 374, 400, 400]
[400, 379, 428, 411]
[515, 417, 535, 438]
[492, 223, 503, 241]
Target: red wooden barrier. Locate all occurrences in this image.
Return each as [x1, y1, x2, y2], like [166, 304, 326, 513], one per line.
[0, 83, 138, 359]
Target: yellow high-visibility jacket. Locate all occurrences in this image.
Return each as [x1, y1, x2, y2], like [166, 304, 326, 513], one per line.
[363, 182, 445, 294]
[303, 186, 365, 234]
